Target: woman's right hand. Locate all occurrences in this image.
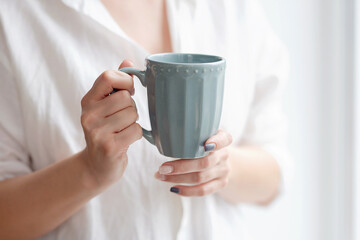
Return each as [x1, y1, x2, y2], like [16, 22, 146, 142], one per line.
[80, 60, 142, 189]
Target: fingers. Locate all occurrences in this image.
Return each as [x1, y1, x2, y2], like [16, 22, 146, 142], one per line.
[99, 90, 136, 117]
[118, 59, 134, 69]
[158, 150, 228, 175]
[118, 60, 135, 95]
[155, 148, 231, 197]
[103, 106, 138, 133]
[155, 161, 229, 184]
[82, 70, 134, 104]
[114, 123, 143, 150]
[170, 177, 229, 197]
[81, 59, 136, 109]
[80, 59, 139, 129]
[204, 129, 233, 152]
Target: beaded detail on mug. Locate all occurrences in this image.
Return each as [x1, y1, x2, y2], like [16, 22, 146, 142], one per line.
[150, 65, 225, 74]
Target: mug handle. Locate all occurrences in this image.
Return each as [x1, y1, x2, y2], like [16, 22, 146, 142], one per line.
[116, 67, 155, 145]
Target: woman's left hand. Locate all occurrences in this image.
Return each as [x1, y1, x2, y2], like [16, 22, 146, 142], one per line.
[155, 130, 233, 196]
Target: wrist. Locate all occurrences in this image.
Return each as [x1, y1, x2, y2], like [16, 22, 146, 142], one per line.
[77, 149, 105, 192]
[77, 148, 125, 192]
[217, 147, 239, 203]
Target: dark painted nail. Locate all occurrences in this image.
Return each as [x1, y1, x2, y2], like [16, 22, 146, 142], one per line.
[204, 143, 216, 152]
[170, 187, 180, 194]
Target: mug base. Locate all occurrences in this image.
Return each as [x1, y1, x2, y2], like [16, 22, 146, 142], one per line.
[159, 151, 210, 159]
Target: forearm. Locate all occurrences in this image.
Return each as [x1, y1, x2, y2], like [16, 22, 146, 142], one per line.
[0, 65, 139, 240]
[218, 146, 281, 205]
[0, 151, 101, 240]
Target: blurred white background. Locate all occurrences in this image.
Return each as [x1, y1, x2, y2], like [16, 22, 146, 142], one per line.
[242, 1, 359, 240]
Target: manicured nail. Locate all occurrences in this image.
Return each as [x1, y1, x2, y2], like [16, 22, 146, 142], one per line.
[159, 165, 173, 174]
[156, 173, 166, 181]
[205, 143, 216, 152]
[170, 187, 180, 193]
[154, 172, 165, 180]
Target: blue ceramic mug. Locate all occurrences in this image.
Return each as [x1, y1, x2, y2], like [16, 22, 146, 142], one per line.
[119, 53, 225, 159]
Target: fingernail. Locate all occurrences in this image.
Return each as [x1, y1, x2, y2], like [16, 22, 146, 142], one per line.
[159, 165, 173, 174]
[205, 143, 216, 152]
[156, 173, 166, 181]
[170, 187, 180, 193]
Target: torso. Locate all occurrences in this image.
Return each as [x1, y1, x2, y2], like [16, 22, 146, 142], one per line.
[101, 0, 173, 54]
[0, 0, 270, 239]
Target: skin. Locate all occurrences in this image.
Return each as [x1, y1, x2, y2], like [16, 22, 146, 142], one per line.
[0, 0, 281, 239]
[0, 61, 141, 240]
[104, 0, 173, 53]
[101, 0, 281, 203]
[154, 133, 280, 204]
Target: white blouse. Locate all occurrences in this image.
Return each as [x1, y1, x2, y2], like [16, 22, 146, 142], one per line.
[0, 0, 290, 239]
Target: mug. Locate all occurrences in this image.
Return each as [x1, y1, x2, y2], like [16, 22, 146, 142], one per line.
[119, 53, 225, 159]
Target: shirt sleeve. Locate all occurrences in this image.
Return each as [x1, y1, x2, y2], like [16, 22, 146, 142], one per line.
[0, 29, 32, 181]
[239, 0, 293, 192]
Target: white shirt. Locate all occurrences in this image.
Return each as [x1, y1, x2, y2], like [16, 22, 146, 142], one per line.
[0, 0, 290, 239]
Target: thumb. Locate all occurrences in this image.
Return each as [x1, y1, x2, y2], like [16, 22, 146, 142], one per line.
[118, 59, 134, 69]
[118, 59, 135, 95]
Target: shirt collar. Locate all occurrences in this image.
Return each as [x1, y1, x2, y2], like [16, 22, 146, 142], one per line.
[61, 0, 85, 12]
[60, 0, 180, 53]
[60, 0, 125, 38]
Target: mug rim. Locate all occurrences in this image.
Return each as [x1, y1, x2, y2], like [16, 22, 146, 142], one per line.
[146, 52, 225, 66]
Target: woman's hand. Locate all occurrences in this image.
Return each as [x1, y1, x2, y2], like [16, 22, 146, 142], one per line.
[155, 130, 233, 196]
[80, 60, 142, 189]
